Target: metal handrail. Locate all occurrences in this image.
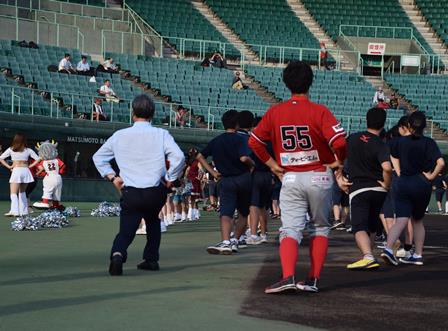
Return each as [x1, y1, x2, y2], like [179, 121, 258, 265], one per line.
[339, 24, 431, 55]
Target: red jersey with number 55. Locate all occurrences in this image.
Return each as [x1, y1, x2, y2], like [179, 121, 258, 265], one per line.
[249, 95, 347, 172]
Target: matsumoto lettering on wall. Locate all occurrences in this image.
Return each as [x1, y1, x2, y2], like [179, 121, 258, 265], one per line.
[67, 136, 107, 144]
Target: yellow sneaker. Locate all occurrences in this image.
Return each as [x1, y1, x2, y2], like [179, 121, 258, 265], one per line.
[347, 258, 380, 270]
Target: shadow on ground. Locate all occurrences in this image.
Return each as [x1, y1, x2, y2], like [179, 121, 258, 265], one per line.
[241, 215, 448, 331]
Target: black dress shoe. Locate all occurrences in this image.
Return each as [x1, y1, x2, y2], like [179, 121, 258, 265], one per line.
[137, 260, 159, 271]
[109, 255, 123, 276]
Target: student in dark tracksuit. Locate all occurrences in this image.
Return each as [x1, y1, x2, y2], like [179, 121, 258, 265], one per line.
[237, 111, 273, 245]
[432, 173, 446, 213]
[381, 111, 445, 266]
[196, 110, 255, 255]
[346, 108, 392, 270]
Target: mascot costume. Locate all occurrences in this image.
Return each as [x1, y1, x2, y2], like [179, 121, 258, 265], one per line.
[33, 140, 65, 210]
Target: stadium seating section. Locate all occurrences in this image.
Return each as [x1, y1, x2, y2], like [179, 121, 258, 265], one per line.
[0, 41, 144, 123]
[245, 65, 404, 132]
[125, 0, 239, 57]
[54, 0, 104, 6]
[107, 52, 270, 116]
[415, 0, 448, 46]
[204, 0, 320, 61]
[384, 74, 448, 130]
[301, 0, 433, 53]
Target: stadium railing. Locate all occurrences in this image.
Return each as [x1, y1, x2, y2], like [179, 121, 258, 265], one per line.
[339, 24, 444, 75]
[0, 14, 85, 52]
[1, 84, 268, 131]
[3, 84, 431, 137]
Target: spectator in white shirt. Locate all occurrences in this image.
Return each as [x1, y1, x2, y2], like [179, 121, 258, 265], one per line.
[100, 57, 119, 73]
[76, 55, 94, 76]
[58, 53, 75, 74]
[92, 98, 108, 122]
[373, 87, 385, 105]
[99, 79, 120, 103]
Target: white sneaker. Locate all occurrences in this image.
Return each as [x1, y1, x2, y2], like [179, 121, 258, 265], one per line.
[167, 213, 174, 225]
[33, 201, 50, 209]
[246, 235, 263, 245]
[260, 234, 268, 243]
[28, 207, 34, 214]
[174, 213, 182, 222]
[160, 221, 167, 233]
[245, 228, 251, 237]
[396, 248, 406, 258]
[136, 225, 147, 235]
[181, 212, 187, 222]
[4, 211, 15, 217]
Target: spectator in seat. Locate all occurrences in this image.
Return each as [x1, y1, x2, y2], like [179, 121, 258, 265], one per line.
[92, 98, 108, 122]
[194, 115, 207, 129]
[376, 98, 389, 110]
[320, 41, 328, 69]
[77, 55, 94, 76]
[232, 71, 247, 90]
[100, 57, 119, 73]
[210, 52, 226, 68]
[58, 53, 75, 74]
[99, 79, 120, 103]
[176, 106, 189, 127]
[389, 93, 399, 109]
[373, 87, 385, 105]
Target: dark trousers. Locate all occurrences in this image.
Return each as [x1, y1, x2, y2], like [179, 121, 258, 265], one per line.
[111, 185, 167, 263]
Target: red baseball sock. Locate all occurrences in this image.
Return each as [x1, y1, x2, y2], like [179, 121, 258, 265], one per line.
[309, 236, 328, 279]
[279, 237, 298, 279]
[42, 199, 49, 204]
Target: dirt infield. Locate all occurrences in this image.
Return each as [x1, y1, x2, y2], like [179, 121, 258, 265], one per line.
[241, 215, 448, 331]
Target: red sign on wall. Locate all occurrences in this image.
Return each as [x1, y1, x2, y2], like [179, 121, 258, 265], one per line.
[367, 43, 386, 55]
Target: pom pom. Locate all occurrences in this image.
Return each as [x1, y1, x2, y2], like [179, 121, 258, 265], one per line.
[91, 202, 121, 217]
[11, 210, 70, 231]
[63, 206, 81, 218]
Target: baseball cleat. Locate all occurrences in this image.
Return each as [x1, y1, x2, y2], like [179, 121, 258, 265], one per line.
[296, 278, 319, 293]
[265, 276, 297, 294]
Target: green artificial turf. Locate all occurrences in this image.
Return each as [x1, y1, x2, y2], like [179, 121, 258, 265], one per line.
[0, 202, 315, 331]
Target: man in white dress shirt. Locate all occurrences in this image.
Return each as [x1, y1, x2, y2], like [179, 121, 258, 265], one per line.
[93, 94, 185, 276]
[58, 53, 75, 74]
[76, 55, 94, 76]
[99, 79, 120, 103]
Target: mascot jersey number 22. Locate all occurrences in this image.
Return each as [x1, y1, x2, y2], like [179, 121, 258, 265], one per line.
[33, 140, 65, 210]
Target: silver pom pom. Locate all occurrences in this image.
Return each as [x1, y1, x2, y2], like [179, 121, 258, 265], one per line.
[63, 206, 81, 218]
[11, 210, 70, 231]
[91, 201, 121, 217]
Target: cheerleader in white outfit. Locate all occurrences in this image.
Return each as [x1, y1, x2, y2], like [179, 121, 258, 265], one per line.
[0, 134, 40, 216]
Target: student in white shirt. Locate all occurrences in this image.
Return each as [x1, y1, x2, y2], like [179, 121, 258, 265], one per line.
[101, 57, 119, 73]
[76, 55, 94, 76]
[373, 87, 385, 105]
[92, 98, 108, 121]
[0, 134, 40, 217]
[99, 79, 120, 103]
[58, 53, 75, 74]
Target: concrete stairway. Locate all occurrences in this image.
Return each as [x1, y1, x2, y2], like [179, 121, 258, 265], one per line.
[286, 0, 356, 71]
[242, 72, 280, 107]
[191, 0, 258, 62]
[399, 0, 448, 70]
[365, 76, 416, 113]
[367, 76, 448, 140]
